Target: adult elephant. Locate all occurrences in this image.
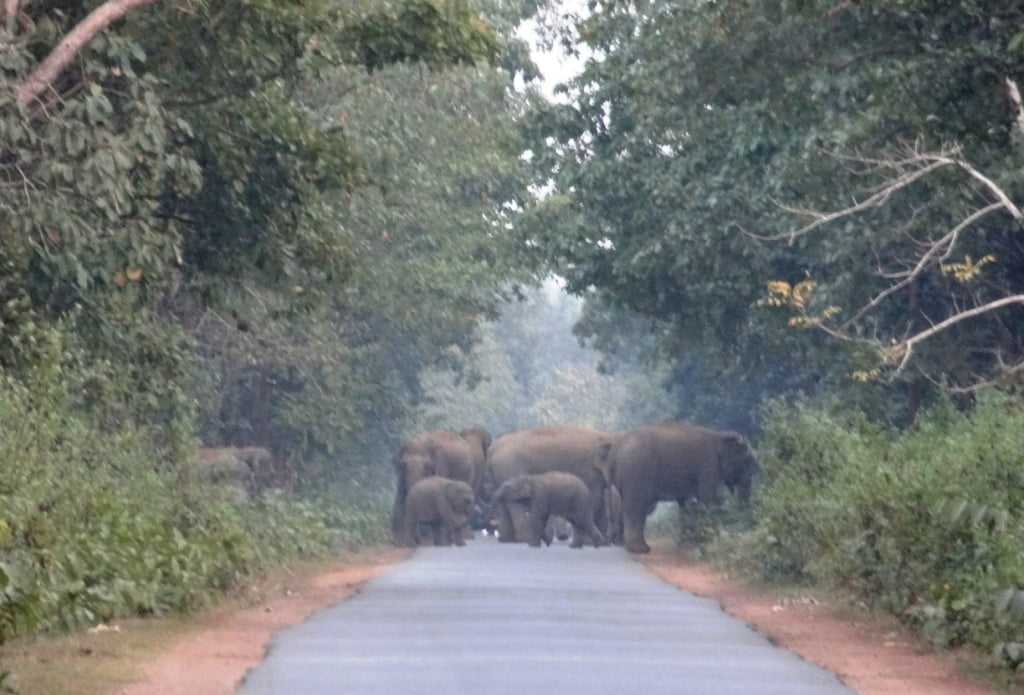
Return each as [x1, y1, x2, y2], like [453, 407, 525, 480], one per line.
[459, 426, 492, 498]
[603, 423, 758, 554]
[390, 428, 490, 541]
[486, 425, 615, 543]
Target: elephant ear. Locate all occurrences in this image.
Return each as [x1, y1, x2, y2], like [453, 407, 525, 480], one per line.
[717, 432, 745, 457]
[717, 432, 752, 477]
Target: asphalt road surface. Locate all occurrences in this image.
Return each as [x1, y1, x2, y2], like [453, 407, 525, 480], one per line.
[239, 539, 856, 695]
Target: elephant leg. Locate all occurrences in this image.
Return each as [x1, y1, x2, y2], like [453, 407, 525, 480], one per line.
[621, 489, 652, 553]
[403, 516, 419, 547]
[450, 514, 469, 547]
[553, 516, 572, 541]
[496, 502, 517, 542]
[608, 512, 623, 546]
[568, 515, 605, 549]
[540, 516, 555, 546]
[568, 520, 586, 549]
[392, 480, 408, 542]
[594, 498, 609, 537]
[431, 523, 448, 546]
[528, 512, 547, 547]
[622, 511, 650, 554]
[508, 502, 532, 543]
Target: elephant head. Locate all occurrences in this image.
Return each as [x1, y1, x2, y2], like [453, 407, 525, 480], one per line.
[391, 437, 439, 539]
[459, 426, 492, 458]
[445, 479, 476, 515]
[716, 432, 758, 500]
[490, 475, 532, 506]
[394, 442, 438, 491]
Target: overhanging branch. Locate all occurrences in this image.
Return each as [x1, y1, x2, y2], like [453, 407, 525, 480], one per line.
[14, 0, 160, 107]
[894, 295, 1024, 374]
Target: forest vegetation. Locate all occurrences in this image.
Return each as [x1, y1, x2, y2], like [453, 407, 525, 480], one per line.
[0, 0, 1022, 681]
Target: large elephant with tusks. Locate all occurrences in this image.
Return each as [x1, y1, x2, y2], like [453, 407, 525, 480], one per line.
[602, 423, 758, 554]
[486, 425, 616, 543]
[390, 428, 490, 542]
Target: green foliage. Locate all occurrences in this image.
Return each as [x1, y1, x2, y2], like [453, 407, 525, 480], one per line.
[0, 0, 537, 652]
[341, 0, 500, 70]
[523, 0, 1024, 425]
[0, 337, 388, 646]
[711, 393, 1024, 665]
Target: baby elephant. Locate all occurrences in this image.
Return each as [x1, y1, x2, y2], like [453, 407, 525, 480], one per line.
[490, 472, 606, 549]
[404, 477, 475, 547]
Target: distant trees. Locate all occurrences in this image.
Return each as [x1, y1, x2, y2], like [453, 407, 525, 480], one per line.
[407, 285, 677, 435]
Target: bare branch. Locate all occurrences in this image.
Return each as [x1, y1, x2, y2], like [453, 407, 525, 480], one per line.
[826, 0, 853, 20]
[757, 155, 952, 245]
[14, 0, 160, 107]
[956, 158, 1023, 220]
[893, 295, 1024, 374]
[841, 201, 1006, 328]
[756, 144, 1024, 386]
[1008, 78, 1024, 138]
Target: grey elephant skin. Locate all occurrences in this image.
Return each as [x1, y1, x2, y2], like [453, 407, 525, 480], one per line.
[403, 477, 475, 547]
[604, 423, 758, 554]
[490, 472, 605, 548]
[486, 425, 615, 542]
[390, 428, 490, 540]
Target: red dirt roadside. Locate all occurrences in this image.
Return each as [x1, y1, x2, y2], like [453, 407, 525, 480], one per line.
[118, 547, 409, 695]
[638, 543, 1006, 695]
[114, 542, 1010, 695]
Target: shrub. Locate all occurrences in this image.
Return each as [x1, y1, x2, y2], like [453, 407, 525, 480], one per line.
[0, 324, 390, 645]
[708, 392, 1024, 660]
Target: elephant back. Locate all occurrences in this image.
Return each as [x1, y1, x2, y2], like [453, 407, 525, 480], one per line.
[487, 425, 614, 488]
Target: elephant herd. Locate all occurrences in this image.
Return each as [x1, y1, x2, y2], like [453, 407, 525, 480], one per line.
[393, 423, 758, 554]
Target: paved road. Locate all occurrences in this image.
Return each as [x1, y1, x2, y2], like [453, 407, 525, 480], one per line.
[239, 539, 855, 695]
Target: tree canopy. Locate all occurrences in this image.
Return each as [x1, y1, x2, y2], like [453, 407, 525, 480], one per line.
[523, 0, 1024, 427]
[0, 0, 540, 476]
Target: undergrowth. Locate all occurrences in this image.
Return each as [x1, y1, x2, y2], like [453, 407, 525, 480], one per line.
[0, 326, 390, 647]
[703, 391, 1024, 673]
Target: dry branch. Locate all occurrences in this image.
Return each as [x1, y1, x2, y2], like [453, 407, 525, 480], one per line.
[14, 0, 160, 107]
[895, 295, 1024, 373]
[761, 144, 1024, 382]
[1008, 78, 1024, 138]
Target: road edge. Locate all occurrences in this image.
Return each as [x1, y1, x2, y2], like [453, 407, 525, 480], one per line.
[636, 542, 1006, 695]
[117, 546, 411, 695]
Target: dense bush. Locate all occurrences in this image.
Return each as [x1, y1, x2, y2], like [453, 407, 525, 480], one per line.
[0, 328, 390, 645]
[710, 392, 1024, 664]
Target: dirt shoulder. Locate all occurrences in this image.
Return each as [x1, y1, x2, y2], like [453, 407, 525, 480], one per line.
[0, 547, 409, 695]
[119, 547, 409, 695]
[638, 542, 1009, 695]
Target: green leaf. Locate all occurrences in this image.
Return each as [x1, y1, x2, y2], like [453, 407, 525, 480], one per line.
[1008, 31, 1024, 54]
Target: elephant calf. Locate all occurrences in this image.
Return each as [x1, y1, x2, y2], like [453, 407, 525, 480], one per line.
[404, 477, 475, 547]
[490, 472, 605, 549]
